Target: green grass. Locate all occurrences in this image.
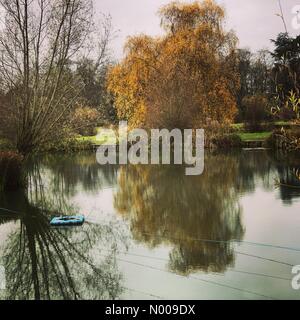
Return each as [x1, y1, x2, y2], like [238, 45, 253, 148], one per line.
[77, 135, 106, 145]
[237, 132, 272, 141]
[232, 121, 294, 131]
[232, 121, 295, 142]
[76, 127, 118, 145]
[274, 121, 291, 126]
[78, 126, 273, 145]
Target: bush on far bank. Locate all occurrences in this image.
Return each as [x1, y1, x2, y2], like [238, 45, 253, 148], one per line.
[38, 136, 93, 153]
[71, 106, 100, 137]
[242, 94, 270, 132]
[211, 133, 242, 149]
[266, 127, 300, 151]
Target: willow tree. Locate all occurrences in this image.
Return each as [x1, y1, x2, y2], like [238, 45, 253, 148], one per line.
[108, 0, 240, 129]
[0, 0, 110, 154]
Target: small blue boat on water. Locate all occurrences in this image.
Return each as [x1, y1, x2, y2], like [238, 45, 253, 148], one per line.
[50, 215, 85, 227]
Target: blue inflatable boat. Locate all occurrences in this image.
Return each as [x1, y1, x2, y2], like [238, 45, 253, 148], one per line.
[50, 215, 85, 227]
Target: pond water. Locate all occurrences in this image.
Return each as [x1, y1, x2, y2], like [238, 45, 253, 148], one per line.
[0, 149, 300, 300]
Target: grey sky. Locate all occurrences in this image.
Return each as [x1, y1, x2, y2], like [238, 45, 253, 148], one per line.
[94, 0, 299, 60]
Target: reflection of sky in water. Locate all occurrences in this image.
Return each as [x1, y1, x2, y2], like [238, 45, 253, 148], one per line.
[0, 150, 300, 300]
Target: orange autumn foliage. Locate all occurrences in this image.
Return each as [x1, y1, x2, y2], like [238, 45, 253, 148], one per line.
[107, 0, 240, 129]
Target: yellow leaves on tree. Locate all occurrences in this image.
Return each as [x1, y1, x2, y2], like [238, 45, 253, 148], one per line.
[107, 0, 240, 129]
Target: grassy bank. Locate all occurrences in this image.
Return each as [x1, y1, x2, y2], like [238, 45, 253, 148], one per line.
[76, 127, 121, 146]
[77, 126, 274, 148]
[1, 122, 296, 153]
[231, 121, 293, 131]
[237, 132, 272, 141]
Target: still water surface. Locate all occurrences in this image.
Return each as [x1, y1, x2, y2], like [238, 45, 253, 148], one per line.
[0, 149, 300, 300]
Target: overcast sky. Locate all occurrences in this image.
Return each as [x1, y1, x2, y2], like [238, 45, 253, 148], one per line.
[94, 0, 299, 60]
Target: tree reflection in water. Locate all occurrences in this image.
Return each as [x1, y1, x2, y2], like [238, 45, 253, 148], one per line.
[114, 154, 245, 275]
[1, 150, 300, 298]
[0, 160, 126, 300]
[113, 150, 300, 275]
